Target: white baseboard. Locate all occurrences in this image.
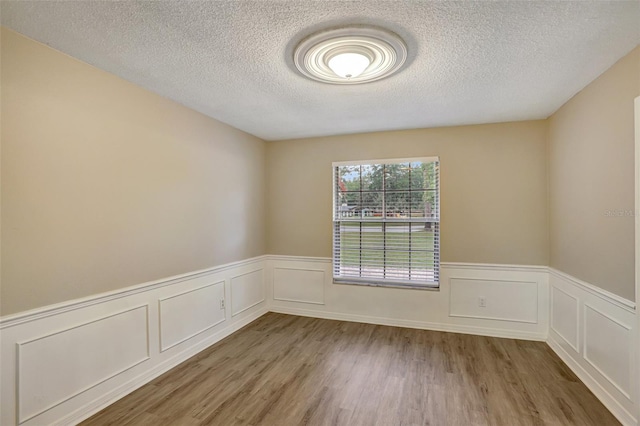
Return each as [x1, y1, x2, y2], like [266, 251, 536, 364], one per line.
[268, 306, 547, 341]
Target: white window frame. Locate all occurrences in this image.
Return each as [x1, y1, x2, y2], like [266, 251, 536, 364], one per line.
[332, 156, 440, 289]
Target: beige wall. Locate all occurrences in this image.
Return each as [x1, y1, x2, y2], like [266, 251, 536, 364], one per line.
[548, 45, 639, 301]
[0, 29, 267, 315]
[3, 25, 636, 315]
[266, 121, 549, 266]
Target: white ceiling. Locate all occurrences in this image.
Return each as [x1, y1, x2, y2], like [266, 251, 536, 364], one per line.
[2, 1, 639, 141]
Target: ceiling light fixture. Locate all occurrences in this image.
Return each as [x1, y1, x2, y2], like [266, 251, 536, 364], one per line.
[294, 26, 408, 85]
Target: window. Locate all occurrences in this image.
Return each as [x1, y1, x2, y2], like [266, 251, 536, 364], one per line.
[332, 157, 440, 288]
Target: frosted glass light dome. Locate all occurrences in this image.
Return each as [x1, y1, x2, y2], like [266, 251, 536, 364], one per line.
[327, 52, 371, 79]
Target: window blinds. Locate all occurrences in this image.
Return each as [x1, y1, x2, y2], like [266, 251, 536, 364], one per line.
[332, 158, 440, 288]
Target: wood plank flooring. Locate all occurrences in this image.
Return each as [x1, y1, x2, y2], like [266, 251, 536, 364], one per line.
[82, 313, 619, 426]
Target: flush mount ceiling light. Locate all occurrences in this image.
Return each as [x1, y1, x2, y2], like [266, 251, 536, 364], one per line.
[294, 26, 408, 84]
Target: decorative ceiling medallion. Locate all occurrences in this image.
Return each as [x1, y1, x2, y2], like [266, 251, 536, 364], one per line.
[293, 26, 408, 85]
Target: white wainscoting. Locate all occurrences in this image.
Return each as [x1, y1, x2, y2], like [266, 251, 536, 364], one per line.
[17, 305, 150, 424]
[551, 286, 579, 351]
[231, 269, 265, 316]
[548, 268, 637, 426]
[2, 254, 637, 426]
[0, 256, 268, 426]
[267, 256, 549, 341]
[449, 278, 538, 323]
[273, 266, 325, 305]
[158, 281, 226, 352]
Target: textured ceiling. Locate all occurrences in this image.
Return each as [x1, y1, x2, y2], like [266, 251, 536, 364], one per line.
[2, 1, 639, 141]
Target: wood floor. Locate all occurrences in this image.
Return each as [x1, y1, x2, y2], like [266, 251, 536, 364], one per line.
[82, 313, 619, 426]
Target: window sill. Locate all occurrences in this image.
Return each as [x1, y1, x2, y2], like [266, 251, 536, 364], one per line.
[333, 279, 440, 291]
